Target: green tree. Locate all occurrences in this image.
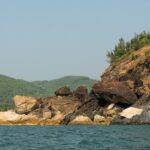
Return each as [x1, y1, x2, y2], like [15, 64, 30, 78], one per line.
[107, 31, 150, 63]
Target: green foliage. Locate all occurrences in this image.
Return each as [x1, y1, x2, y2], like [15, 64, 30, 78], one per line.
[107, 31, 150, 63]
[0, 75, 94, 109]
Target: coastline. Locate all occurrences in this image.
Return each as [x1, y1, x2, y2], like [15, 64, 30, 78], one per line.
[0, 46, 150, 126]
[0, 110, 112, 126]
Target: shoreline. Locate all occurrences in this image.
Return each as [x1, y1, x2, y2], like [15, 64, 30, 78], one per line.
[0, 110, 112, 126]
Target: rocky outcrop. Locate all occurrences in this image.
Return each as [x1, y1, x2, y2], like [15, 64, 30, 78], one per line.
[101, 46, 150, 96]
[98, 46, 150, 125]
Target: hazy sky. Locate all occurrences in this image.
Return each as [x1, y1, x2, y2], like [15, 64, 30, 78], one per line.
[0, 0, 150, 81]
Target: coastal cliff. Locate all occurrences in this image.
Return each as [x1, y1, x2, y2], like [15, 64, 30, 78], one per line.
[101, 45, 150, 124]
[98, 32, 150, 124]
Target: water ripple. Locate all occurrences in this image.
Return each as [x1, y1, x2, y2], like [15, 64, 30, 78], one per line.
[0, 125, 150, 150]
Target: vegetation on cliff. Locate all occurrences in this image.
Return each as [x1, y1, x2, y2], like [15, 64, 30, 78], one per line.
[102, 34, 150, 124]
[107, 31, 150, 63]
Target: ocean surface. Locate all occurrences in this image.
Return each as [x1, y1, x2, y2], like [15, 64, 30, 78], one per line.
[0, 125, 150, 150]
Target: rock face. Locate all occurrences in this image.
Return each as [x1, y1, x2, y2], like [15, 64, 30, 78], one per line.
[101, 46, 150, 96]
[92, 81, 137, 104]
[97, 46, 150, 125]
[55, 86, 72, 96]
[13, 95, 38, 114]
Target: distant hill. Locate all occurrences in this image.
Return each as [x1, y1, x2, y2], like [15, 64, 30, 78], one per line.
[32, 76, 94, 97]
[0, 74, 94, 109]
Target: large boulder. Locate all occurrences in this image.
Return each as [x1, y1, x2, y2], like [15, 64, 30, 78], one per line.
[13, 95, 38, 114]
[55, 86, 72, 96]
[92, 81, 137, 104]
[73, 85, 88, 101]
[120, 107, 143, 119]
[42, 96, 81, 115]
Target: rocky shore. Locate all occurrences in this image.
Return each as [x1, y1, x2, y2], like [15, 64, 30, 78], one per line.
[0, 86, 113, 125]
[0, 46, 150, 125]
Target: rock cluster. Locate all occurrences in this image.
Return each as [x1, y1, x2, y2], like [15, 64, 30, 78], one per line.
[0, 83, 122, 125]
[0, 46, 149, 125]
[0, 85, 110, 125]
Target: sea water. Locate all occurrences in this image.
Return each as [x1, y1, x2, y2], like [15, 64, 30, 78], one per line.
[0, 125, 150, 150]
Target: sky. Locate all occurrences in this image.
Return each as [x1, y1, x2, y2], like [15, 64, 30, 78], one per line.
[0, 0, 150, 81]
